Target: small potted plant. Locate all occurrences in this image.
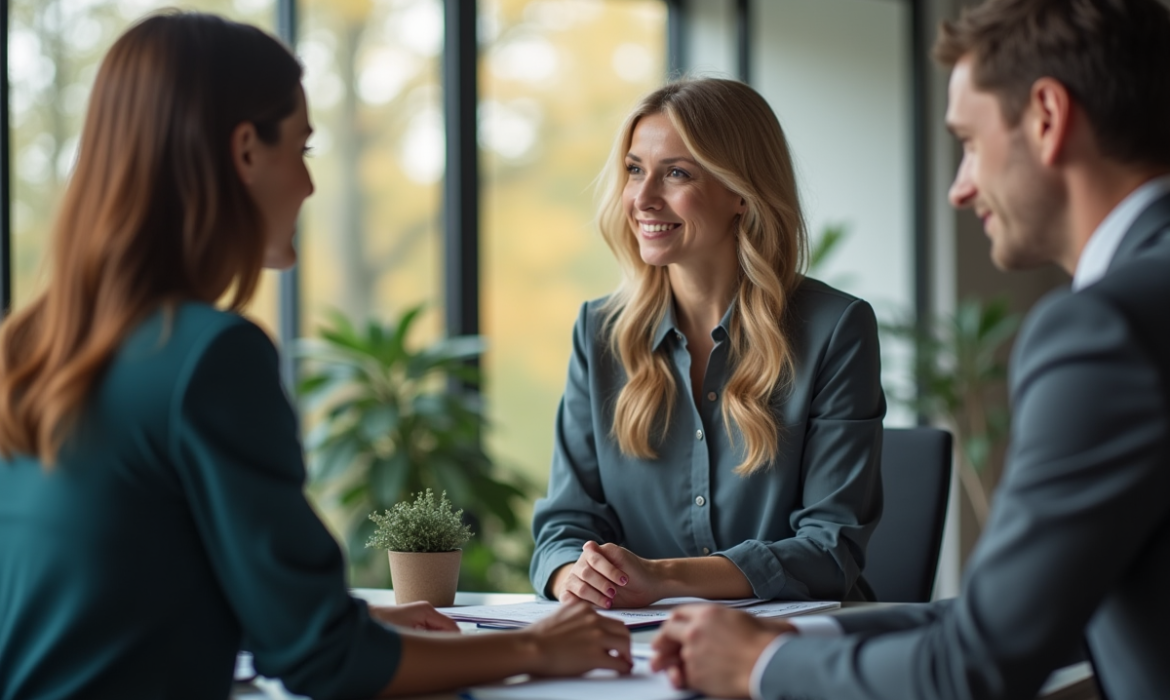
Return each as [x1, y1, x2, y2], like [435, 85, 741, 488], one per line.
[367, 489, 473, 606]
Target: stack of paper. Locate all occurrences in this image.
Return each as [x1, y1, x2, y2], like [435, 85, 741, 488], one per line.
[439, 597, 840, 629]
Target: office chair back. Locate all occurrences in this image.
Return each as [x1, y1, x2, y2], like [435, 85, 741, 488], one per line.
[865, 427, 953, 603]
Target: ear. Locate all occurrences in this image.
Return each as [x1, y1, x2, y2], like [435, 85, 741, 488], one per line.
[736, 196, 748, 215]
[1027, 77, 1072, 167]
[231, 121, 261, 186]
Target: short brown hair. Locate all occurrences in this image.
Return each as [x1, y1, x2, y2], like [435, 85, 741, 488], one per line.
[934, 0, 1170, 168]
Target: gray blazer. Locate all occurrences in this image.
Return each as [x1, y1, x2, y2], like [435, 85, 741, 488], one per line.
[761, 194, 1170, 700]
[530, 279, 886, 602]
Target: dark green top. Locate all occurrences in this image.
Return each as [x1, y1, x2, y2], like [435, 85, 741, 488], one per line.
[531, 278, 886, 601]
[0, 304, 400, 700]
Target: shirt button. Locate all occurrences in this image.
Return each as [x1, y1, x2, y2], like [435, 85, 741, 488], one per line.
[702, 547, 710, 555]
[695, 429, 704, 440]
[706, 391, 717, 401]
[695, 495, 706, 507]
[675, 332, 684, 341]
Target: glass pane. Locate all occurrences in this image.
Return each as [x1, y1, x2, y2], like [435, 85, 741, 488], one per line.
[480, 0, 667, 486]
[297, 0, 444, 342]
[295, 0, 444, 586]
[8, 0, 278, 332]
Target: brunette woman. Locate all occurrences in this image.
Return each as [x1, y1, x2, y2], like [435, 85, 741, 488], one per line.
[0, 12, 628, 699]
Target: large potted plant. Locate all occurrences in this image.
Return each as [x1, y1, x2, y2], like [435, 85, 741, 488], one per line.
[296, 305, 533, 590]
[807, 225, 1021, 528]
[367, 489, 472, 606]
[881, 297, 1021, 526]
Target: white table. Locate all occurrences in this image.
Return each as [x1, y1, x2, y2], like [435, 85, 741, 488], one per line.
[231, 590, 1097, 700]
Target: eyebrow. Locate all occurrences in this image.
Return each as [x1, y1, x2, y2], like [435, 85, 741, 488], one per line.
[625, 153, 700, 167]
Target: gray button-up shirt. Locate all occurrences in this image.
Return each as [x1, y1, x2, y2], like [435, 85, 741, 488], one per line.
[531, 277, 885, 601]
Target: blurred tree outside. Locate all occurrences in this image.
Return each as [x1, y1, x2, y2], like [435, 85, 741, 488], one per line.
[297, 0, 667, 589]
[480, 0, 666, 503]
[8, 0, 281, 329]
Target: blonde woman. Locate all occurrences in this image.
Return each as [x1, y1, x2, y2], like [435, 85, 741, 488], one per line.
[531, 78, 885, 609]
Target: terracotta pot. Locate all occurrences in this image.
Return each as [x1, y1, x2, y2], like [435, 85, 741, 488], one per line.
[386, 550, 462, 606]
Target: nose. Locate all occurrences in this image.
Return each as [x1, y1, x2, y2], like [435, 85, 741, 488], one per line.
[631, 176, 663, 211]
[948, 153, 976, 209]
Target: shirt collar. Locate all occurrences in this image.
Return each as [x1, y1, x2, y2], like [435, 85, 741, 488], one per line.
[1073, 174, 1170, 290]
[651, 298, 736, 350]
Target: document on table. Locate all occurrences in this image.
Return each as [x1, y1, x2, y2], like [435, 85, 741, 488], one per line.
[464, 658, 699, 700]
[439, 597, 839, 629]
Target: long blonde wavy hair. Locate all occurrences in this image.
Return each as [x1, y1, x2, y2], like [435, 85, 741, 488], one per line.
[0, 13, 303, 465]
[598, 78, 808, 476]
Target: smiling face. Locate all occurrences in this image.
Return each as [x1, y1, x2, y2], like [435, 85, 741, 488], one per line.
[240, 86, 315, 270]
[622, 112, 745, 272]
[946, 56, 1063, 271]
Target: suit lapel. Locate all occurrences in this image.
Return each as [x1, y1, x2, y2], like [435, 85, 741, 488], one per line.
[1109, 191, 1170, 269]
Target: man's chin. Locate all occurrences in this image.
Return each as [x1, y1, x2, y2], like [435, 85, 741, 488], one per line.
[990, 242, 1046, 272]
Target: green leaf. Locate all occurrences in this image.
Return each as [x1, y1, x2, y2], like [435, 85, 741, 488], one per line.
[370, 451, 411, 507]
[309, 435, 364, 484]
[808, 223, 849, 273]
[358, 403, 400, 444]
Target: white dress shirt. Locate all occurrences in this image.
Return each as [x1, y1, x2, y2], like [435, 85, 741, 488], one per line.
[1073, 174, 1170, 290]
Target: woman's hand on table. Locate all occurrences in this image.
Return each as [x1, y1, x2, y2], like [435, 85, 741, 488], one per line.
[553, 540, 667, 609]
[520, 600, 632, 676]
[368, 601, 460, 631]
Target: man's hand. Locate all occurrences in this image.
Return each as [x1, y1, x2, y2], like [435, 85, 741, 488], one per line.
[553, 541, 666, 608]
[650, 605, 792, 698]
[369, 601, 460, 631]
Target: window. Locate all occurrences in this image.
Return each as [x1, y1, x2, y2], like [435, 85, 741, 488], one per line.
[7, 0, 280, 332]
[297, 0, 445, 344]
[480, 0, 667, 485]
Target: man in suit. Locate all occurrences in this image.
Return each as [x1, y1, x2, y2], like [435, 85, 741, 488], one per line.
[649, 1, 1170, 699]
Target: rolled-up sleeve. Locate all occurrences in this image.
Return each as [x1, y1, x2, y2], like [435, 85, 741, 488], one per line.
[719, 299, 885, 600]
[530, 303, 625, 598]
[171, 321, 401, 700]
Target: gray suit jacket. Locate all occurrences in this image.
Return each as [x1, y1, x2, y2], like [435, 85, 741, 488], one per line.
[761, 193, 1170, 700]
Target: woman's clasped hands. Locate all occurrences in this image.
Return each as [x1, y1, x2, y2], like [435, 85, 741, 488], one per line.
[553, 540, 669, 609]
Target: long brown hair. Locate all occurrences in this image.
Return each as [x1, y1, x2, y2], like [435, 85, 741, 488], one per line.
[597, 78, 808, 475]
[0, 12, 303, 464]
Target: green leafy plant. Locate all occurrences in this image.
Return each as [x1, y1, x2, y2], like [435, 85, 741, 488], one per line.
[882, 297, 1021, 526]
[807, 222, 1021, 527]
[296, 305, 534, 590]
[367, 489, 473, 553]
[807, 223, 857, 289]
[808, 223, 848, 273]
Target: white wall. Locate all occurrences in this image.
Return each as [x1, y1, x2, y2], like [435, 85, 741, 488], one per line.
[749, 0, 915, 425]
[684, 0, 737, 78]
